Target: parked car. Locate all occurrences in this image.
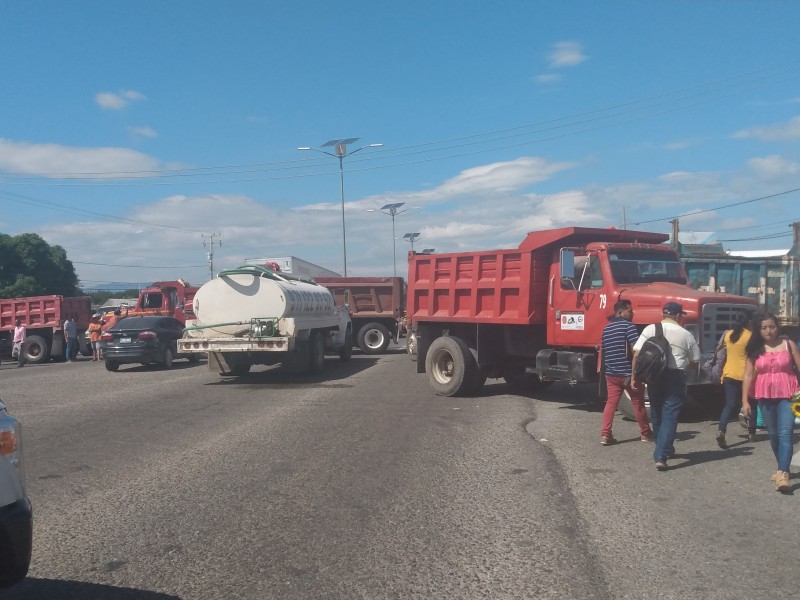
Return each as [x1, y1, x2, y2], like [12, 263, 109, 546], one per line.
[101, 315, 199, 372]
[0, 400, 32, 589]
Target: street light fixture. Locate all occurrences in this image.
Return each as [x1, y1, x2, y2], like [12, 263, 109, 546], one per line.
[297, 138, 383, 276]
[403, 232, 421, 252]
[421, 248, 436, 254]
[366, 203, 420, 277]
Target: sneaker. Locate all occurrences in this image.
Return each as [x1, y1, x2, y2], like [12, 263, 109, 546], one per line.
[640, 433, 654, 443]
[716, 431, 727, 449]
[775, 471, 791, 493]
[600, 435, 617, 446]
[655, 461, 669, 471]
[738, 412, 749, 429]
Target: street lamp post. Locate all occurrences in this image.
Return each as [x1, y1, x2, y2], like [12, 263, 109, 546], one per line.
[367, 203, 419, 277]
[297, 138, 383, 276]
[403, 232, 421, 252]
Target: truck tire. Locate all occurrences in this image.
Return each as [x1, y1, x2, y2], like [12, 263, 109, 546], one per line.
[22, 335, 50, 365]
[357, 322, 391, 354]
[187, 353, 200, 364]
[339, 328, 353, 362]
[309, 333, 326, 374]
[425, 335, 478, 397]
[105, 360, 120, 372]
[406, 330, 418, 362]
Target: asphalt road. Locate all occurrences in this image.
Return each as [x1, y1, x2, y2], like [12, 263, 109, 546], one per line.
[0, 350, 798, 600]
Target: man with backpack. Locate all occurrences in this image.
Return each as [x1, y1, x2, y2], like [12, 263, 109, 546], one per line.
[632, 302, 700, 471]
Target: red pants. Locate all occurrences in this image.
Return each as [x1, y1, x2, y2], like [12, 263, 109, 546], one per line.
[602, 374, 651, 437]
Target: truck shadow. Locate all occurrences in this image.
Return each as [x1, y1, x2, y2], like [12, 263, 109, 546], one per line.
[2, 578, 181, 599]
[206, 355, 379, 387]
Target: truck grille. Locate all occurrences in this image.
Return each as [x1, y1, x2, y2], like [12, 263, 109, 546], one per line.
[700, 303, 753, 352]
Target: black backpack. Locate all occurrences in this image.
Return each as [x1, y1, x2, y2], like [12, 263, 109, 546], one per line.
[634, 323, 672, 384]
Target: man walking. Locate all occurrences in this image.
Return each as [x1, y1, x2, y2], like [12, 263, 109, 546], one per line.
[12, 319, 26, 367]
[600, 300, 653, 445]
[64, 314, 78, 362]
[632, 302, 700, 471]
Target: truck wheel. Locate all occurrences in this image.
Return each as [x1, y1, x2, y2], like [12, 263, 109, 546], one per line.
[187, 353, 200, 364]
[163, 347, 174, 369]
[339, 329, 353, 362]
[105, 360, 120, 372]
[22, 335, 50, 364]
[406, 330, 418, 362]
[425, 336, 478, 397]
[309, 333, 326, 374]
[357, 322, 391, 354]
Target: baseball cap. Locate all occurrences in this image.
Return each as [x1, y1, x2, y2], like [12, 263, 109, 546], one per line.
[662, 301, 686, 315]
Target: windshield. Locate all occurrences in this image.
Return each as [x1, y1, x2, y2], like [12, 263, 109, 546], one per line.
[608, 249, 687, 284]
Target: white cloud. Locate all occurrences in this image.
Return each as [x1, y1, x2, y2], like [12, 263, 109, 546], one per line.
[732, 115, 800, 141]
[535, 73, 562, 85]
[0, 138, 160, 177]
[127, 126, 158, 139]
[547, 41, 587, 68]
[95, 90, 146, 110]
[746, 155, 800, 178]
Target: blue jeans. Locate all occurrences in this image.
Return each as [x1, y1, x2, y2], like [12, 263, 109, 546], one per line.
[758, 399, 795, 472]
[719, 378, 757, 434]
[66, 337, 78, 361]
[648, 369, 686, 462]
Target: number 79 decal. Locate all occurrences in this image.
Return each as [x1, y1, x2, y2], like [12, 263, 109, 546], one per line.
[599, 294, 607, 309]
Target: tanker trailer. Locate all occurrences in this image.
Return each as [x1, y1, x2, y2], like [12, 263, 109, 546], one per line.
[180, 264, 353, 376]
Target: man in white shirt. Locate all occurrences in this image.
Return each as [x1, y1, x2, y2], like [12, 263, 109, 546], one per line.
[12, 319, 26, 367]
[632, 302, 701, 471]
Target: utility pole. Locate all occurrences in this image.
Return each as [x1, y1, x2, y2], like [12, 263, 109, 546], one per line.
[670, 219, 680, 249]
[202, 233, 222, 281]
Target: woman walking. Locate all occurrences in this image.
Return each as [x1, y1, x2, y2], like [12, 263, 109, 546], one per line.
[742, 313, 799, 493]
[715, 311, 752, 448]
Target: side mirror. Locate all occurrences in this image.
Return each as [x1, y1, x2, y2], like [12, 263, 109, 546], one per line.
[560, 249, 575, 279]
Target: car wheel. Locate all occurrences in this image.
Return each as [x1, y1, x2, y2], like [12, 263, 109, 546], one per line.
[105, 360, 120, 372]
[163, 347, 174, 369]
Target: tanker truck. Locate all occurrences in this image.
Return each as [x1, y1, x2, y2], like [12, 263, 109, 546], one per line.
[180, 264, 353, 376]
[406, 226, 757, 411]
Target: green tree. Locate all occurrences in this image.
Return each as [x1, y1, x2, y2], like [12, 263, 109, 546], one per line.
[0, 233, 80, 298]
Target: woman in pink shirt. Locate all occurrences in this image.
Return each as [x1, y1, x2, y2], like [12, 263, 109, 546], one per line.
[742, 312, 800, 493]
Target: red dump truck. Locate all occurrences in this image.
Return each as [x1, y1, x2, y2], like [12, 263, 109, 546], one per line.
[313, 277, 406, 354]
[101, 280, 198, 331]
[0, 295, 92, 363]
[406, 226, 757, 406]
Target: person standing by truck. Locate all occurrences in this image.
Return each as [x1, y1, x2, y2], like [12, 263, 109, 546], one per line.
[715, 311, 752, 448]
[741, 312, 799, 493]
[12, 319, 26, 368]
[600, 300, 653, 446]
[87, 315, 104, 361]
[632, 302, 700, 471]
[63, 314, 78, 362]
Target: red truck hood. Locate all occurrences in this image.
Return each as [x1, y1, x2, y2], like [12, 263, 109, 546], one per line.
[619, 282, 757, 325]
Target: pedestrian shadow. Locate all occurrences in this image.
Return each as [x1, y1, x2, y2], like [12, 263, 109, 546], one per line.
[668, 446, 754, 470]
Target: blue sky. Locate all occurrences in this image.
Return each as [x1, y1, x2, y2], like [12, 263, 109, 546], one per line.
[2, 1, 800, 288]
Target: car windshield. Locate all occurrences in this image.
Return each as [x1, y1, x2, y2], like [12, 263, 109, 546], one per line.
[608, 249, 687, 284]
[110, 317, 163, 330]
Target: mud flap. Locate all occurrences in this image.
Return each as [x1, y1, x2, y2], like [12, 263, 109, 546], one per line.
[208, 351, 229, 373]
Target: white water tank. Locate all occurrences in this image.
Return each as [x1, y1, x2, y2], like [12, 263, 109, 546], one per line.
[193, 271, 335, 334]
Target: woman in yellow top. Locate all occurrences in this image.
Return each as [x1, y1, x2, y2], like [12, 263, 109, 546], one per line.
[715, 311, 752, 448]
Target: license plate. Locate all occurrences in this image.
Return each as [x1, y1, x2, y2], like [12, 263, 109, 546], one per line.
[120, 337, 131, 344]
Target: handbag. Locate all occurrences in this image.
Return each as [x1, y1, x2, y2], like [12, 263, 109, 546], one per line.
[702, 333, 728, 383]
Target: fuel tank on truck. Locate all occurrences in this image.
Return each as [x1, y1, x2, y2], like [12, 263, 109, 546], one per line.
[192, 267, 336, 336]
